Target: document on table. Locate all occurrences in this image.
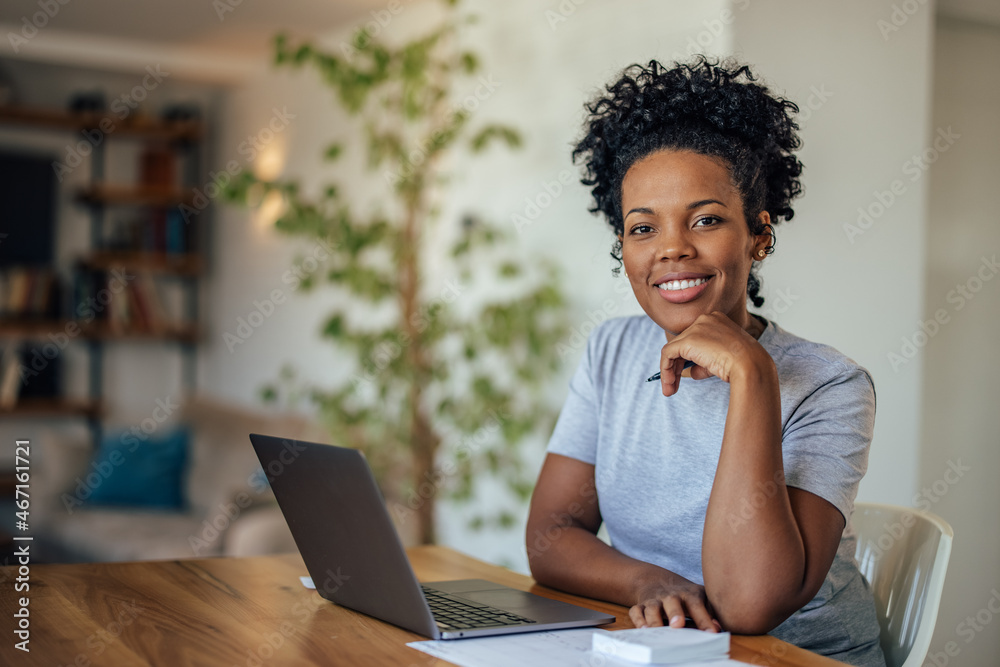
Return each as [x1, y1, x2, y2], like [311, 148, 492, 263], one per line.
[407, 628, 752, 667]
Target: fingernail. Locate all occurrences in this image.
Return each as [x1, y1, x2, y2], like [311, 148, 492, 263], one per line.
[670, 615, 684, 626]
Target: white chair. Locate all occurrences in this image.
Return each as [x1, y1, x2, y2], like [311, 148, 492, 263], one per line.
[852, 502, 953, 667]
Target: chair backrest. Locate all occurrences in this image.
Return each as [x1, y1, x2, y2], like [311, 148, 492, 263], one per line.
[852, 502, 953, 667]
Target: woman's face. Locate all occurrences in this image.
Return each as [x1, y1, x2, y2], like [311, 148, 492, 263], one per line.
[619, 149, 769, 338]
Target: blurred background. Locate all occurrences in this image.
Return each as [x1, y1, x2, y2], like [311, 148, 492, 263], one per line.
[0, 0, 996, 664]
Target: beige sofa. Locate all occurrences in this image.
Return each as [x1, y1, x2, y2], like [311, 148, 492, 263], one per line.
[33, 396, 327, 562]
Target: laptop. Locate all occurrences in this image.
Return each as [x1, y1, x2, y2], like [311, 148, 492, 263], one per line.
[249, 433, 615, 639]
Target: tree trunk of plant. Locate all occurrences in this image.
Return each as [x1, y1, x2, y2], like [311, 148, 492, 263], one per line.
[400, 190, 440, 544]
[411, 406, 439, 544]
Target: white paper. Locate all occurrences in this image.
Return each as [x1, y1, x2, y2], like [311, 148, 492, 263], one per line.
[300, 576, 315, 589]
[407, 629, 751, 667]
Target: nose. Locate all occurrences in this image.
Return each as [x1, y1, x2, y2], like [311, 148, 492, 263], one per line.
[657, 223, 696, 261]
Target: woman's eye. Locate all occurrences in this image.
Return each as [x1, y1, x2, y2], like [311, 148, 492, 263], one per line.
[629, 224, 654, 235]
[694, 216, 721, 227]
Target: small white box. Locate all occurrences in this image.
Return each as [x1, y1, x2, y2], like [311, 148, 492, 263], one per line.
[591, 627, 730, 664]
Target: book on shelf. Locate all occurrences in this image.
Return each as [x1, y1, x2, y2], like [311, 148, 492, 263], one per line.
[166, 208, 188, 254]
[107, 209, 193, 257]
[128, 275, 167, 334]
[141, 275, 169, 332]
[84, 270, 172, 336]
[0, 345, 21, 408]
[139, 146, 178, 189]
[106, 278, 127, 335]
[0, 266, 59, 319]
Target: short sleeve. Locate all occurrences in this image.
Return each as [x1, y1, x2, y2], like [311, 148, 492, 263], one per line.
[781, 366, 876, 522]
[546, 338, 601, 465]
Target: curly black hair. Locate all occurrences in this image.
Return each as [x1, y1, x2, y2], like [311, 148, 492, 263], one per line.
[572, 56, 804, 307]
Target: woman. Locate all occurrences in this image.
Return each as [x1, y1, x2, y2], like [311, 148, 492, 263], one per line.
[526, 57, 885, 667]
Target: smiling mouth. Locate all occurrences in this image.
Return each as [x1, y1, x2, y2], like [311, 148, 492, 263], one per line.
[655, 277, 710, 292]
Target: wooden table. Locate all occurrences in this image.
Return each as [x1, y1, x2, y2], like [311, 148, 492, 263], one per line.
[0, 546, 845, 666]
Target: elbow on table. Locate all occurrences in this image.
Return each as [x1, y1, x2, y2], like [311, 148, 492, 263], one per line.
[526, 545, 560, 588]
[709, 589, 799, 636]
[525, 533, 584, 593]
[528, 562, 551, 588]
[525, 532, 553, 583]
[525, 516, 577, 586]
[716, 608, 788, 636]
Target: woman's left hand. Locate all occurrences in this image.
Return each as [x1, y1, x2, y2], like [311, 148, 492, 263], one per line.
[657, 312, 773, 396]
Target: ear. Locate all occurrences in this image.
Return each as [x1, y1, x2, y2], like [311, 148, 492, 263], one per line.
[753, 212, 773, 259]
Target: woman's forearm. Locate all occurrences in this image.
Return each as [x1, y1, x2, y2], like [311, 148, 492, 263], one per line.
[702, 358, 808, 633]
[526, 521, 689, 608]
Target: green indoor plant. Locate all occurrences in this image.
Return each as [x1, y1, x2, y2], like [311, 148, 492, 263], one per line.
[226, 0, 570, 544]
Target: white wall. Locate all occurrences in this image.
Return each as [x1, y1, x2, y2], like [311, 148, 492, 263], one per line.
[732, 0, 934, 508]
[921, 16, 1000, 667]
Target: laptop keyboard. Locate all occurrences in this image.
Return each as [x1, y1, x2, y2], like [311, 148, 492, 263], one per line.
[421, 586, 537, 631]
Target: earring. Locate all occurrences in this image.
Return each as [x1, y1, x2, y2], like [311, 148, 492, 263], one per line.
[757, 249, 766, 259]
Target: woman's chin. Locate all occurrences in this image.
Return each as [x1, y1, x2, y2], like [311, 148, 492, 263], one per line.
[636, 293, 713, 336]
[644, 311, 696, 338]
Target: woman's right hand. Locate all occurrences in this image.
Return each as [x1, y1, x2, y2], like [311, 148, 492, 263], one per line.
[629, 575, 722, 632]
[526, 454, 722, 631]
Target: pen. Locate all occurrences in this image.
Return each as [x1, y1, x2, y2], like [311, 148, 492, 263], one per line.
[646, 360, 695, 383]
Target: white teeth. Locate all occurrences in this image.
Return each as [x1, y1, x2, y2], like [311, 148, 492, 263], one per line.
[657, 277, 707, 291]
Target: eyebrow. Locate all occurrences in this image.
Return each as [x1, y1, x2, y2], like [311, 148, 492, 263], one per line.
[624, 199, 728, 219]
[686, 198, 728, 210]
[624, 206, 655, 219]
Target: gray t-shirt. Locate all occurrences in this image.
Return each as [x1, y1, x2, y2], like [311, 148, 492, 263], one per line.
[547, 315, 885, 667]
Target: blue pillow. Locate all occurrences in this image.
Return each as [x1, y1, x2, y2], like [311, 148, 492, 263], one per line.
[84, 427, 189, 510]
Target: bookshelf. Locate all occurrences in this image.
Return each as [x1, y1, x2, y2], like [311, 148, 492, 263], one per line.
[79, 251, 203, 277]
[0, 104, 206, 440]
[0, 398, 101, 419]
[77, 183, 197, 207]
[0, 106, 202, 141]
